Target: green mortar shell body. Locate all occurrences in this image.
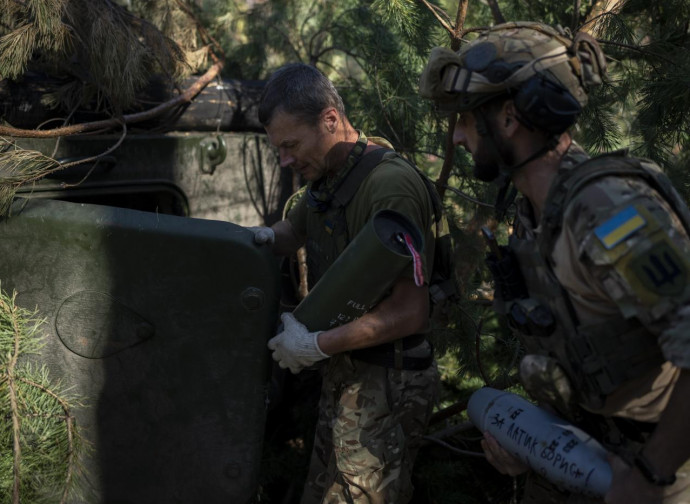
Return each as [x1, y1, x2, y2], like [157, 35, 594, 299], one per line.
[293, 209, 424, 331]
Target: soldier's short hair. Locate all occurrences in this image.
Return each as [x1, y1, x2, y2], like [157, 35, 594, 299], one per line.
[258, 63, 346, 127]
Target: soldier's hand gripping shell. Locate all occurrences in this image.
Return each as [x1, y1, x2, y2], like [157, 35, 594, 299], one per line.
[267, 312, 330, 374]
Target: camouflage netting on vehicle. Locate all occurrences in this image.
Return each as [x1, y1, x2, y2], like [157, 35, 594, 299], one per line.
[0, 0, 199, 115]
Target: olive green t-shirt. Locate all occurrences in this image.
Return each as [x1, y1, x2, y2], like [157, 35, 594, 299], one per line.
[287, 150, 436, 288]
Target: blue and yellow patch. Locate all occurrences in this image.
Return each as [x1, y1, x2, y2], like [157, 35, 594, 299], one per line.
[594, 205, 646, 249]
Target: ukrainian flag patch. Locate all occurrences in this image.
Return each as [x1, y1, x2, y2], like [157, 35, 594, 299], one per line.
[594, 205, 646, 249]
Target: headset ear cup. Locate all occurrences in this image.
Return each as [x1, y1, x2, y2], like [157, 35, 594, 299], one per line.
[513, 76, 581, 134]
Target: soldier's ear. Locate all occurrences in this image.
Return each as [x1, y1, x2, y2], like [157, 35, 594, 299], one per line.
[321, 107, 339, 134]
[500, 100, 520, 138]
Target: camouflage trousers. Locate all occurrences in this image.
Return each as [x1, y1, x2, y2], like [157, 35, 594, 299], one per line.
[299, 353, 439, 504]
[521, 458, 690, 503]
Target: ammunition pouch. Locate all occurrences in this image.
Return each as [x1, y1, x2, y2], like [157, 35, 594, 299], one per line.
[485, 247, 556, 337]
[519, 354, 573, 416]
[429, 277, 457, 306]
[566, 317, 665, 407]
[485, 246, 529, 302]
[508, 298, 556, 337]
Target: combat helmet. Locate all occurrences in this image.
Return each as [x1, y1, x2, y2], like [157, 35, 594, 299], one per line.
[420, 21, 607, 134]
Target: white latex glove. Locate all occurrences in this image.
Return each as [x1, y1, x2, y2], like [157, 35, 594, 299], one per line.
[248, 226, 275, 246]
[267, 312, 329, 374]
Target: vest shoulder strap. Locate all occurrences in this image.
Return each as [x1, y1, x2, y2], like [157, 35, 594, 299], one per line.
[331, 147, 391, 209]
[332, 147, 445, 223]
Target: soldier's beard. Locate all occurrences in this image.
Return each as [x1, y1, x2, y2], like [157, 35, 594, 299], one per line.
[473, 160, 500, 182]
[472, 134, 514, 182]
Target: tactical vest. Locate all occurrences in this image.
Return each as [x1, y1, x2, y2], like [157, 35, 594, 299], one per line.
[304, 147, 458, 311]
[503, 151, 690, 411]
[302, 153, 376, 287]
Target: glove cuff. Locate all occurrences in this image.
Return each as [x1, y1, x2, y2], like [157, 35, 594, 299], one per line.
[313, 331, 329, 358]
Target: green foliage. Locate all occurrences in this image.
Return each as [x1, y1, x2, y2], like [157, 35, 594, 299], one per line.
[0, 0, 188, 113]
[0, 139, 61, 216]
[0, 287, 86, 503]
[576, 80, 624, 154]
[586, 0, 690, 166]
[203, 0, 444, 153]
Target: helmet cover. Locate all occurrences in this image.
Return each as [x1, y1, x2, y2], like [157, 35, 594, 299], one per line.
[420, 21, 607, 114]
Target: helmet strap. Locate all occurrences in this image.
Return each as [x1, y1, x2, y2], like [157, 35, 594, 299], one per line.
[494, 174, 517, 220]
[492, 134, 560, 219]
[474, 106, 560, 218]
[507, 134, 560, 173]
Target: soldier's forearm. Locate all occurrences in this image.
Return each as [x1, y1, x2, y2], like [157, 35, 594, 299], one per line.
[316, 277, 428, 355]
[271, 219, 304, 256]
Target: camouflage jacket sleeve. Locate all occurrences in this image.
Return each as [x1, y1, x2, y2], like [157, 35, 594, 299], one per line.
[564, 172, 690, 369]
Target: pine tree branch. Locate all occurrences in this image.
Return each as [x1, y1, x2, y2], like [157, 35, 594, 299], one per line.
[0, 61, 223, 138]
[0, 290, 85, 501]
[11, 121, 126, 182]
[0, 123, 128, 215]
[573, 0, 582, 31]
[1, 294, 23, 504]
[486, 0, 506, 24]
[452, 0, 469, 46]
[430, 0, 469, 200]
[57, 123, 127, 175]
[475, 317, 490, 385]
[371, 69, 404, 147]
[174, 0, 226, 62]
[416, 0, 454, 36]
[436, 115, 456, 200]
[422, 434, 486, 457]
[443, 183, 495, 208]
[18, 376, 77, 504]
[310, 44, 362, 65]
[598, 39, 676, 65]
[429, 398, 468, 424]
[580, 0, 626, 36]
[301, 2, 321, 55]
[273, 24, 304, 63]
[308, 26, 330, 62]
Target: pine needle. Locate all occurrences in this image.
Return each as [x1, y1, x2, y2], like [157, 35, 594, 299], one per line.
[0, 287, 87, 504]
[0, 140, 61, 217]
[0, 23, 37, 79]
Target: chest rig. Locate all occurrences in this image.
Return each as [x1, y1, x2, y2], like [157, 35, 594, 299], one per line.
[303, 132, 370, 287]
[503, 150, 690, 411]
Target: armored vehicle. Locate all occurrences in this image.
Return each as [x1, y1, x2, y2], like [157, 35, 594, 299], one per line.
[1, 78, 294, 502]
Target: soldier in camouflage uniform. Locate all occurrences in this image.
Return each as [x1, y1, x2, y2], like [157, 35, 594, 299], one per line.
[251, 63, 439, 503]
[420, 22, 690, 504]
